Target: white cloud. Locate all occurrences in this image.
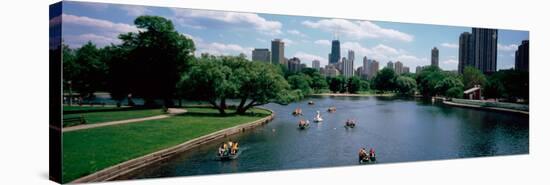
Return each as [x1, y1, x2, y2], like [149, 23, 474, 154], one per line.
[64, 34, 121, 48]
[197, 42, 253, 59]
[287, 29, 307, 37]
[282, 38, 294, 46]
[498, 43, 518, 51]
[172, 9, 282, 35]
[314, 39, 331, 46]
[441, 43, 458, 49]
[442, 59, 458, 65]
[183, 33, 252, 59]
[62, 14, 139, 34]
[293, 52, 328, 67]
[61, 14, 140, 48]
[302, 19, 413, 42]
[120, 5, 152, 16]
[340, 42, 427, 68]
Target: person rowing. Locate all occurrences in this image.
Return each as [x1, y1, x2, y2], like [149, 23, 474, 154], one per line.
[358, 148, 368, 162]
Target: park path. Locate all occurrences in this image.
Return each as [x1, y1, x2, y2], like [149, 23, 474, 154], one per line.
[63, 108, 187, 132]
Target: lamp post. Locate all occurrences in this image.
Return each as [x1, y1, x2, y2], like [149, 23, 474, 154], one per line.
[68, 80, 72, 106]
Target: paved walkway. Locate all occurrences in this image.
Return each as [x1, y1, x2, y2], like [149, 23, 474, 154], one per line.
[63, 108, 187, 132]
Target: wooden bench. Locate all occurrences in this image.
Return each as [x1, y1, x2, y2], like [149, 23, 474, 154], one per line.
[63, 116, 87, 127]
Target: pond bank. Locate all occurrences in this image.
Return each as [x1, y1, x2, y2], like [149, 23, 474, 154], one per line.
[310, 93, 395, 97]
[443, 99, 528, 115]
[67, 109, 274, 183]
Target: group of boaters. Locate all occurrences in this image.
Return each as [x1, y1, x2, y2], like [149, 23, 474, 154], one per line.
[358, 147, 376, 163]
[218, 141, 239, 157]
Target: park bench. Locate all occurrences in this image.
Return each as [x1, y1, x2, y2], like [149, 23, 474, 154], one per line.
[63, 116, 87, 127]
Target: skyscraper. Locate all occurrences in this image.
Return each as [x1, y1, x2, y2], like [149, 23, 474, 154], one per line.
[431, 47, 439, 67]
[395, 61, 403, 74]
[329, 40, 341, 64]
[387, 61, 394, 70]
[403, 66, 410, 74]
[368, 60, 379, 79]
[271, 39, 285, 64]
[362, 56, 368, 75]
[287, 57, 302, 72]
[459, 32, 474, 73]
[252, 48, 271, 63]
[472, 28, 498, 73]
[515, 40, 529, 72]
[312, 59, 321, 70]
[341, 50, 355, 77]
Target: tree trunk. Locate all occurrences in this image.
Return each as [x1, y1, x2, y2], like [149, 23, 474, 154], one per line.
[236, 99, 257, 114]
[209, 100, 226, 115]
[236, 97, 247, 114]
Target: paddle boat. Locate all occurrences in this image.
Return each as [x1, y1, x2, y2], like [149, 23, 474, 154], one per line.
[313, 110, 323, 122]
[217, 141, 240, 161]
[292, 108, 303, 116]
[327, 106, 336, 113]
[298, 119, 310, 129]
[345, 119, 356, 128]
[358, 148, 376, 164]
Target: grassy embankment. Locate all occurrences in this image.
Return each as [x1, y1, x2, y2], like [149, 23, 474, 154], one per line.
[62, 107, 271, 183]
[63, 106, 165, 127]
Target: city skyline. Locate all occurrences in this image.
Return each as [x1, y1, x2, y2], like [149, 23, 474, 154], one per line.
[61, 1, 528, 71]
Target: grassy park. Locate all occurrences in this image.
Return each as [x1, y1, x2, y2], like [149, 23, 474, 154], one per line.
[63, 106, 165, 127]
[62, 107, 271, 183]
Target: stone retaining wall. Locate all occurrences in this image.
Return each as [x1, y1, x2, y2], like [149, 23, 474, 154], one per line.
[70, 109, 274, 183]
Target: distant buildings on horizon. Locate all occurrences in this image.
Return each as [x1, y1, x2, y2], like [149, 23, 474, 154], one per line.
[248, 29, 525, 80]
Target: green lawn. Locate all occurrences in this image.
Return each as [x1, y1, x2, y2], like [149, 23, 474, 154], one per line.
[63, 108, 165, 127]
[62, 107, 271, 183]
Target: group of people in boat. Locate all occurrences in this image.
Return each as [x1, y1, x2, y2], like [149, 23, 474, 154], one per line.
[292, 108, 303, 116]
[358, 147, 376, 163]
[327, 106, 336, 113]
[345, 119, 356, 127]
[298, 119, 310, 129]
[218, 141, 239, 157]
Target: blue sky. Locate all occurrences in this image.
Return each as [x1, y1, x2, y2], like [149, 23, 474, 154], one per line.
[58, 1, 529, 72]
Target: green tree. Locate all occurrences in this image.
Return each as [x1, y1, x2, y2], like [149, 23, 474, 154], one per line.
[395, 76, 417, 96]
[483, 70, 528, 102]
[287, 74, 313, 95]
[347, 76, 362, 93]
[119, 15, 195, 106]
[70, 42, 107, 99]
[180, 56, 293, 114]
[373, 68, 396, 92]
[435, 76, 464, 97]
[359, 80, 370, 92]
[416, 66, 444, 97]
[328, 76, 346, 93]
[462, 66, 486, 89]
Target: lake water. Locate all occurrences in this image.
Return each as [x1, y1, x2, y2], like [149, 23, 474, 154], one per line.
[123, 96, 529, 179]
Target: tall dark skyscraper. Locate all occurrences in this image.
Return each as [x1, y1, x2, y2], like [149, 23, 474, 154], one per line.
[431, 47, 439, 67]
[458, 32, 474, 73]
[458, 28, 498, 74]
[329, 40, 340, 64]
[472, 28, 498, 74]
[515, 40, 529, 72]
[271, 39, 285, 64]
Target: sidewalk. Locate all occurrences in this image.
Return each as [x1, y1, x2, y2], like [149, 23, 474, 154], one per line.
[63, 108, 187, 132]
